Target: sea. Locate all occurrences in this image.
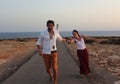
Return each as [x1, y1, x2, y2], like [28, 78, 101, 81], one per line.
[0, 31, 120, 39]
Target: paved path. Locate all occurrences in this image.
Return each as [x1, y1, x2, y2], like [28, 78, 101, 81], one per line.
[2, 42, 89, 84]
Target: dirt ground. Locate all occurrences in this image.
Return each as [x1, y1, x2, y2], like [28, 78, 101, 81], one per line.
[0, 38, 37, 82]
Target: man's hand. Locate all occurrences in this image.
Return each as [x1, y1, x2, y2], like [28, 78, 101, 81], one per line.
[36, 45, 43, 56]
[62, 38, 67, 42]
[38, 49, 43, 56]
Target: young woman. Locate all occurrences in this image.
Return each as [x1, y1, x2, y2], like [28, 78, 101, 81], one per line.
[68, 30, 91, 78]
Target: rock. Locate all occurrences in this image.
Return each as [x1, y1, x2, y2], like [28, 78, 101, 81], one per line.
[93, 58, 99, 61]
[107, 67, 115, 72]
[0, 59, 7, 65]
[91, 42, 98, 45]
[7, 67, 17, 71]
[113, 68, 120, 73]
[98, 49, 106, 54]
[89, 52, 96, 55]
[89, 52, 99, 58]
[99, 60, 107, 64]
[100, 64, 105, 67]
[114, 80, 120, 84]
[108, 55, 120, 60]
[107, 67, 120, 74]
[108, 55, 120, 64]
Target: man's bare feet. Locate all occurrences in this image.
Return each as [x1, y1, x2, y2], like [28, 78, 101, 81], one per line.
[54, 80, 57, 84]
[50, 73, 53, 82]
[53, 73, 57, 84]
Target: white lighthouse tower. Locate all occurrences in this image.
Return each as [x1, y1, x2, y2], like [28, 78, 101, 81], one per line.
[56, 24, 59, 33]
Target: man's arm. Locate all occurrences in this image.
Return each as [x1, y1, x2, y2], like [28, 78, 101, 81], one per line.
[61, 38, 67, 42]
[36, 33, 44, 56]
[36, 45, 43, 56]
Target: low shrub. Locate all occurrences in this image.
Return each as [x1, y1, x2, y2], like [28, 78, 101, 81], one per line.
[16, 38, 29, 42]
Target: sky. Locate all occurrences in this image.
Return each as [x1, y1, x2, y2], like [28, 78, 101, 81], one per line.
[0, 0, 120, 32]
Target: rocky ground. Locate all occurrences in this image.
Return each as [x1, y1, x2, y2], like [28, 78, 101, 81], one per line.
[87, 44, 120, 79]
[65, 37, 120, 83]
[0, 38, 37, 82]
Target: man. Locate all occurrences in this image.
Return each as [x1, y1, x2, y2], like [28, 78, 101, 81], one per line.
[36, 20, 66, 84]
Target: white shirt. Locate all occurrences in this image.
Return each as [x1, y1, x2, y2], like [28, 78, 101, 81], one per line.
[36, 29, 63, 54]
[75, 37, 86, 50]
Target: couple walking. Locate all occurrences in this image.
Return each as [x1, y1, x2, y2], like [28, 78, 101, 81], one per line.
[36, 20, 90, 84]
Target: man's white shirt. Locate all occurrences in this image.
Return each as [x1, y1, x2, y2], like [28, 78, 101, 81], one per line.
[36, 29, 63, 54]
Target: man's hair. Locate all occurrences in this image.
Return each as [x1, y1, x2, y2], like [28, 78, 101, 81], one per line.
[47, 20, 54, 26]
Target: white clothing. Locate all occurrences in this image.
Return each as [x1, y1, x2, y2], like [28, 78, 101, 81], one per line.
[75, 37, 86, 50]
[36, 29, 63, 54]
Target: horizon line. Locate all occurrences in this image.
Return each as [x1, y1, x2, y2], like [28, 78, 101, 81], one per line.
[0, 30, 120, 33]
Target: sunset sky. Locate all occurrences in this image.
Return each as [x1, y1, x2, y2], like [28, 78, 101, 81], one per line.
[0, 0, 120, 32]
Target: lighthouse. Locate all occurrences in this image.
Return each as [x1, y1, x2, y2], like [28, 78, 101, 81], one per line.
[56, 24, 59, 33]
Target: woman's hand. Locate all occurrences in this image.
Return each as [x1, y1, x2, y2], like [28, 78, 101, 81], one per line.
[66, 39, 71, 44]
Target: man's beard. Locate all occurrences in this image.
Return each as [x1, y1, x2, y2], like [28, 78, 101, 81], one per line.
[48, 28, 53, 32]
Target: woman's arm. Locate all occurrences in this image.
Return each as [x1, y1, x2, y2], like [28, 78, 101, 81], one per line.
[66, 38, 76, 44]
[81, 35, 94, 39]
[81, 35, 100, 43]
[36, 33, 44, 56]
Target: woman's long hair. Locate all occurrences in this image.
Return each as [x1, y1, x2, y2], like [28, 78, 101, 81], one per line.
[72, 29, 80, 38]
